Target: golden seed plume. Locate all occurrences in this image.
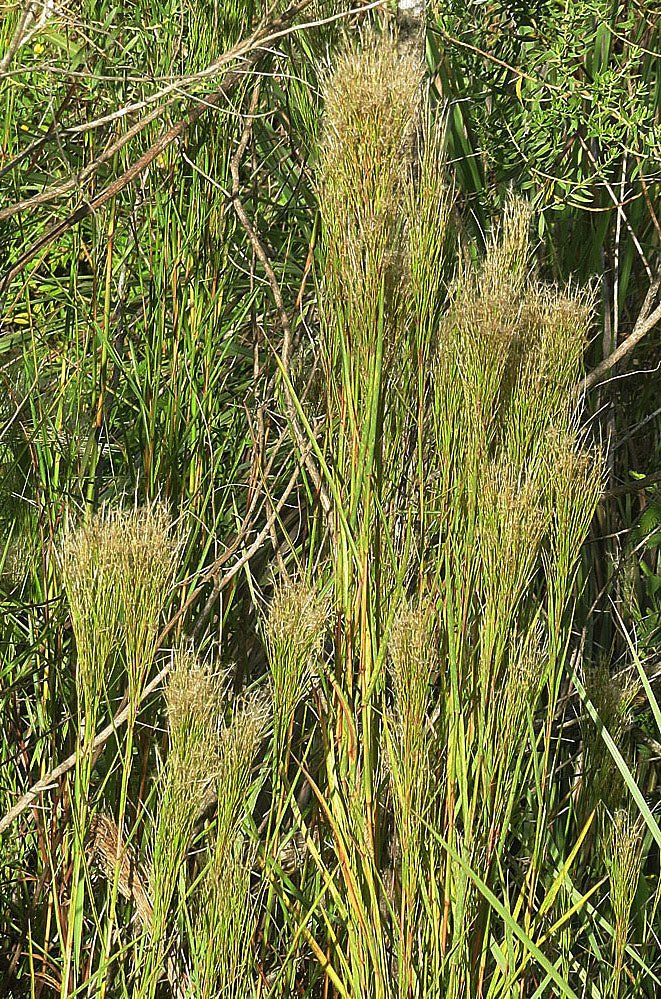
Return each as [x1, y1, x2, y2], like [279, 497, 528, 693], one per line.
[89, 813, 153, 926]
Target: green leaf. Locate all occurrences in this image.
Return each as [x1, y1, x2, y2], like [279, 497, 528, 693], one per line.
[572, 668, 661, 851]
[425, 825, 580, 999]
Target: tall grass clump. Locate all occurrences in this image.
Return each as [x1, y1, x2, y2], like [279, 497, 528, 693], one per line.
[59, 504, 181, 994]
[60, 510, 124, 748]
[140, 649, 222, 997]
[304, 26, 627, 998]
[384, 601, 439, 998]
[129, 644, 268, 999]
[3, 9, 659, 998]
[608, 809, 645, 999]
[61, 503, 180, 731]
[265, 580, 328, 765]
[60, 510, 126, 995]
[408, 198, 604, 998]
[188, 692, 270, 998]
[315, 31, 431, 996]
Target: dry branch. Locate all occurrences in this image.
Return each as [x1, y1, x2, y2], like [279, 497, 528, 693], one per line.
[229, 85, 331, 515]
[0, 1, 312, 299]
[579, 271, 661, 394]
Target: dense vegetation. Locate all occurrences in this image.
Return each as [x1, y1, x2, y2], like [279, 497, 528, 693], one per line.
[1, 2, 659, 996]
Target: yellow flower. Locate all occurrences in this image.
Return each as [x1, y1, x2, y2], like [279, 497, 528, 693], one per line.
[34, 42, 45, 56]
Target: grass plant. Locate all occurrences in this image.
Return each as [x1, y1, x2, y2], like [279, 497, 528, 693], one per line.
[1, 8, 659, 999]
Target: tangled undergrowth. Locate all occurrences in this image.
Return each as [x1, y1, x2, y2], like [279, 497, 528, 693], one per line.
[1, 6, 660, 998]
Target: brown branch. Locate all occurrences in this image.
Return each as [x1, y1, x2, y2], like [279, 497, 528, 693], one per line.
[0, 1, 383, 226]
[579, 271, 661, 394]
[57, 2, 384, 136]
[0, 102, 170, 222]
[605, 471, 661, 498]
[0, 1, 310, 301]
[0, 0, 43, 75]
[191, 453, 305, 638]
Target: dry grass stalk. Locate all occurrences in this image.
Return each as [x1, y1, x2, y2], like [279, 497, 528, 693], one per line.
[215, 691, 271, 855]
[188, 696, 270, 998]
[320, 30, 424, 365]
[89, 813, 153, 927]
[192, 841, 258, 999]
[143, 649, 225, 998]
[389, 600, 437, 760]
[581, 662, 639, 815]
[609, 809, 645, 999]
[61, 508, 125, 728]
[89, 814, 188, 999]
[265, 580, 328, 753]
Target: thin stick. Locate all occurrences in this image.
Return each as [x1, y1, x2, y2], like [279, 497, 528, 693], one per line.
[605, 471, 661, 498]
[579, 271, 661, 394]
[0, 103, 169, 222]
[0, 1, 309, 299]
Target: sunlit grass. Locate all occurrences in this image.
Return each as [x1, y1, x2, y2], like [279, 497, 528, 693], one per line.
[1, 10, 659, 999]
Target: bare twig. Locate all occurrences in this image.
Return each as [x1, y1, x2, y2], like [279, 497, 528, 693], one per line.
[0, 0, 53, 76]
[579, 271, 661, 394]
[0, 1, 309, 301]
[57, 2, 384, 135]
[577, 133, 652, 279]
[0, 1, 386, 223]
[191, 453, 306, 639]
[0, 102, 169, 222]
[605, 471, 661, 498]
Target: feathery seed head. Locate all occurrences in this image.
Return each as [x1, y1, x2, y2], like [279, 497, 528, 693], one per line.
[266, 581, 328, 749]
[61, 503, 182, 723]
[453, 198, 532, 332]
[215, 691, 271, 854]
[389, 600, 437, 729]
[581, 661, 639, 814]
[219, 692, 271, 762]
[112, 503, 182, 695]
[319, 32, 424, 358]
[479, 460, 547, 586]
[520, 287, 593, 390]
[546, 429, 604, 578]
[388, 599, 437, 792]
[61, 507, 126, 722]
[166, 647, 223, 761]
[608, 808, 644, 996]
[89, 813, 153, 927]
[321, 32, 423, 223]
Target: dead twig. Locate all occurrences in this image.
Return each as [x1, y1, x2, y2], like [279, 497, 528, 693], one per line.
[579, 271, 661, 395]
[0, 102, 169, 222]
[605, 471, 661, 498]
[0, 1, 310, 301]
[0, 0, 53, 76]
